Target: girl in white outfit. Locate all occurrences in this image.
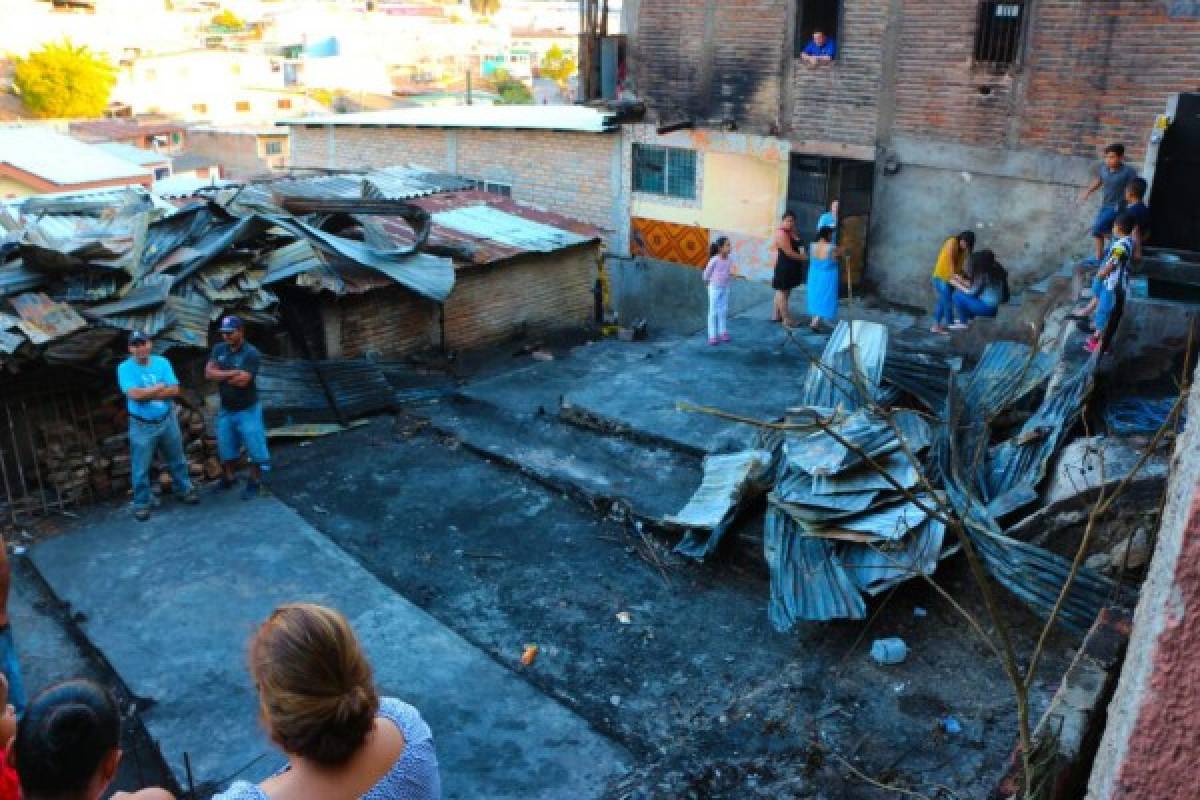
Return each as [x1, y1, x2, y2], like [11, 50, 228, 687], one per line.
[703, 237, 735, 345]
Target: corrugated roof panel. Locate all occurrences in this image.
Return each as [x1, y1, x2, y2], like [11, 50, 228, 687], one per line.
[431, 205, 592, 253]
[0, 261, 48, 297]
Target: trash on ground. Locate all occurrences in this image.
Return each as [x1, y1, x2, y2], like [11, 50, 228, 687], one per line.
[870, 637, 908, 665]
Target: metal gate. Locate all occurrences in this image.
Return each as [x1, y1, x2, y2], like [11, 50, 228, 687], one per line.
[0, 388, 112, 525]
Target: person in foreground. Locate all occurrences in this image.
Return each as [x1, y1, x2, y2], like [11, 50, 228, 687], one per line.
[11, 679, 173, 800]
[212, 603, 441, 800]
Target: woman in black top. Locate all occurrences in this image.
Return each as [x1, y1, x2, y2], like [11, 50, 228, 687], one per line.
[772, 211, 808, 328]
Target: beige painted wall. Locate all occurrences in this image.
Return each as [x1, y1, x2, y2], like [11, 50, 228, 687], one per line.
[0, 177, 35, 198]
[632, 150, 784, 238]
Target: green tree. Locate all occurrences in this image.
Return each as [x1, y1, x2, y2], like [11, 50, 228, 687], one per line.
[489, 69, 532, 105]
[211, 8, 244, 30]
[12, 40, 116, 119]
[469, 0, 500, 15]
[539, 44, 576, 85]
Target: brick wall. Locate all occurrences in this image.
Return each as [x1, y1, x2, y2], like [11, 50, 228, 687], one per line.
[336, 245, 598, 357]
[892, 1, 1200, 161]
[443, 247, 597, 350]
[1020, 1, 1200, 162]
[186, 131, 267, 179]
[288, 126, 619, 241]
[633, 0, 788, 132]
[338, 285, 437, 358]
[790, 0, 887, 148]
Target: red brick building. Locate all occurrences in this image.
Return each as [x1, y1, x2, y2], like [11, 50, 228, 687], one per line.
[623, 0, 1200, 305]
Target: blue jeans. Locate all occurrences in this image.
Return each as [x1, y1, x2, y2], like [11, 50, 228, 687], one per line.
[216, 403, 271, 471]
[130, 414, 192, 510]
[0, 626, 27, 716]
[932, 277, 954, 326]
[1091, 204, 1121, 237]
[952, 291, 998, 322]
[1095, 281, 1120, 331]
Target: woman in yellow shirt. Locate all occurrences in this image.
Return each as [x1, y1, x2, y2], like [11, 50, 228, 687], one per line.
[930, 231, 975, 334]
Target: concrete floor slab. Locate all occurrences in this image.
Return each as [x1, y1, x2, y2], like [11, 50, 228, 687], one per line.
[560, 317, 830, 454]
[421, 395, 702, 521]
[29, 494, 628, 799]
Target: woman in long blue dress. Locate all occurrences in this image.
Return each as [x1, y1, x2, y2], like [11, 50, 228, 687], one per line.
[806, 226, 840, 332]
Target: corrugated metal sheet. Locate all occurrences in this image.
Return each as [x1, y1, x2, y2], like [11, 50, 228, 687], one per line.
[800, 320, 889, 410]
[765, 507, 867, 626]
[8, 292, 87, 344]
[958, 340, 1055, 420]
[270, 167, 470, 201]
[432, 205, 592, 252]
[842, 519, 947, 596]
[0, 261, 47, 297]
[83, 275, 172, 318]
[258, 357, 397, 426]
[668, 449, 775, 560]
[265, 215, 455, 303]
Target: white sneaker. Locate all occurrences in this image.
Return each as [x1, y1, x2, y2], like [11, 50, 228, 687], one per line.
[948, 322, 969, 330]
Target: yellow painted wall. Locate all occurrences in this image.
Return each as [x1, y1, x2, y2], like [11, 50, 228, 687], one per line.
[631, 150, 786, 239]
[0, 176, 36, 198]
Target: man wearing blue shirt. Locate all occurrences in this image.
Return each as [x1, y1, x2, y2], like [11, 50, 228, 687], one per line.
[801, 30, 836, 66]
[116, 331, 199, 521]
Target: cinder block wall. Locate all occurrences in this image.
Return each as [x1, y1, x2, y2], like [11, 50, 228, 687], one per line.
[333, 246, 598, 358]
[289, 126, 621, 246]
[1087, 360, 1200, 800]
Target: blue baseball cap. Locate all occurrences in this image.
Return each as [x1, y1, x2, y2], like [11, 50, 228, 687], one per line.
[128, 330, 150, 346]
[218, 315, 243, 333]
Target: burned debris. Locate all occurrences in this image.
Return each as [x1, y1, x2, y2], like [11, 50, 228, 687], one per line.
[669, 318, 1135, 635]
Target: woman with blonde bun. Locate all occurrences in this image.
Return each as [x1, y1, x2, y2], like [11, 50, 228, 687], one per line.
[211, 603, 441, 800]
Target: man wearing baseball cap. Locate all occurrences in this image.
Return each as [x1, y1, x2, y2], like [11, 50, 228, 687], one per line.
[116, 331, 199, 521]
[205, 315, 270, 499]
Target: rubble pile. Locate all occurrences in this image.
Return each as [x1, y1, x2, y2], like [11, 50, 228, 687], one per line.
[0, 170, 459, 375]
[671, 319, 1132, 633]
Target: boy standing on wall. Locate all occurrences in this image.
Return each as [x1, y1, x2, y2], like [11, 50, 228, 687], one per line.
[1078, 143, 1138, 264]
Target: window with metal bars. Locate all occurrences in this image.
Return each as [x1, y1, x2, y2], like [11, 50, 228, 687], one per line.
[632, 144, 697, 200]
[974, 1, 1027, 68]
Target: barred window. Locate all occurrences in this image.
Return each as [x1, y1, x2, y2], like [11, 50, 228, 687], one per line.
[633, 145, 697, 200]
[974, 1, 1027, 68]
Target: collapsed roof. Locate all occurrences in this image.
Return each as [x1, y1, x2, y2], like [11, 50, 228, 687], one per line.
[0, 166, 601, 374]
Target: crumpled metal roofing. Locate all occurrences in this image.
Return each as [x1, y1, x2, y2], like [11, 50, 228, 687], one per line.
[669, 448, 776, 560]
[268, 167, 471, 202]
[958, 340, 1055, 420]
[799, 320, 889, 410]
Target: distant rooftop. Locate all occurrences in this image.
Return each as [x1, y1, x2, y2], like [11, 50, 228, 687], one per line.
[172, 153, 221, 172]
[189, 124, 289, 137]
[277, 105, 618, 133]
[0, 128, 151, 186]
[95, 142, 171, 168]
[69, 117, 189, 143]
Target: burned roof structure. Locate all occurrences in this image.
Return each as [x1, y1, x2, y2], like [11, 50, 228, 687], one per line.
[0, 166, 600, 375]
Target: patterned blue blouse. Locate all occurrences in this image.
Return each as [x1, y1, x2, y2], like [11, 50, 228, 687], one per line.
[212, 698, 441, 800]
